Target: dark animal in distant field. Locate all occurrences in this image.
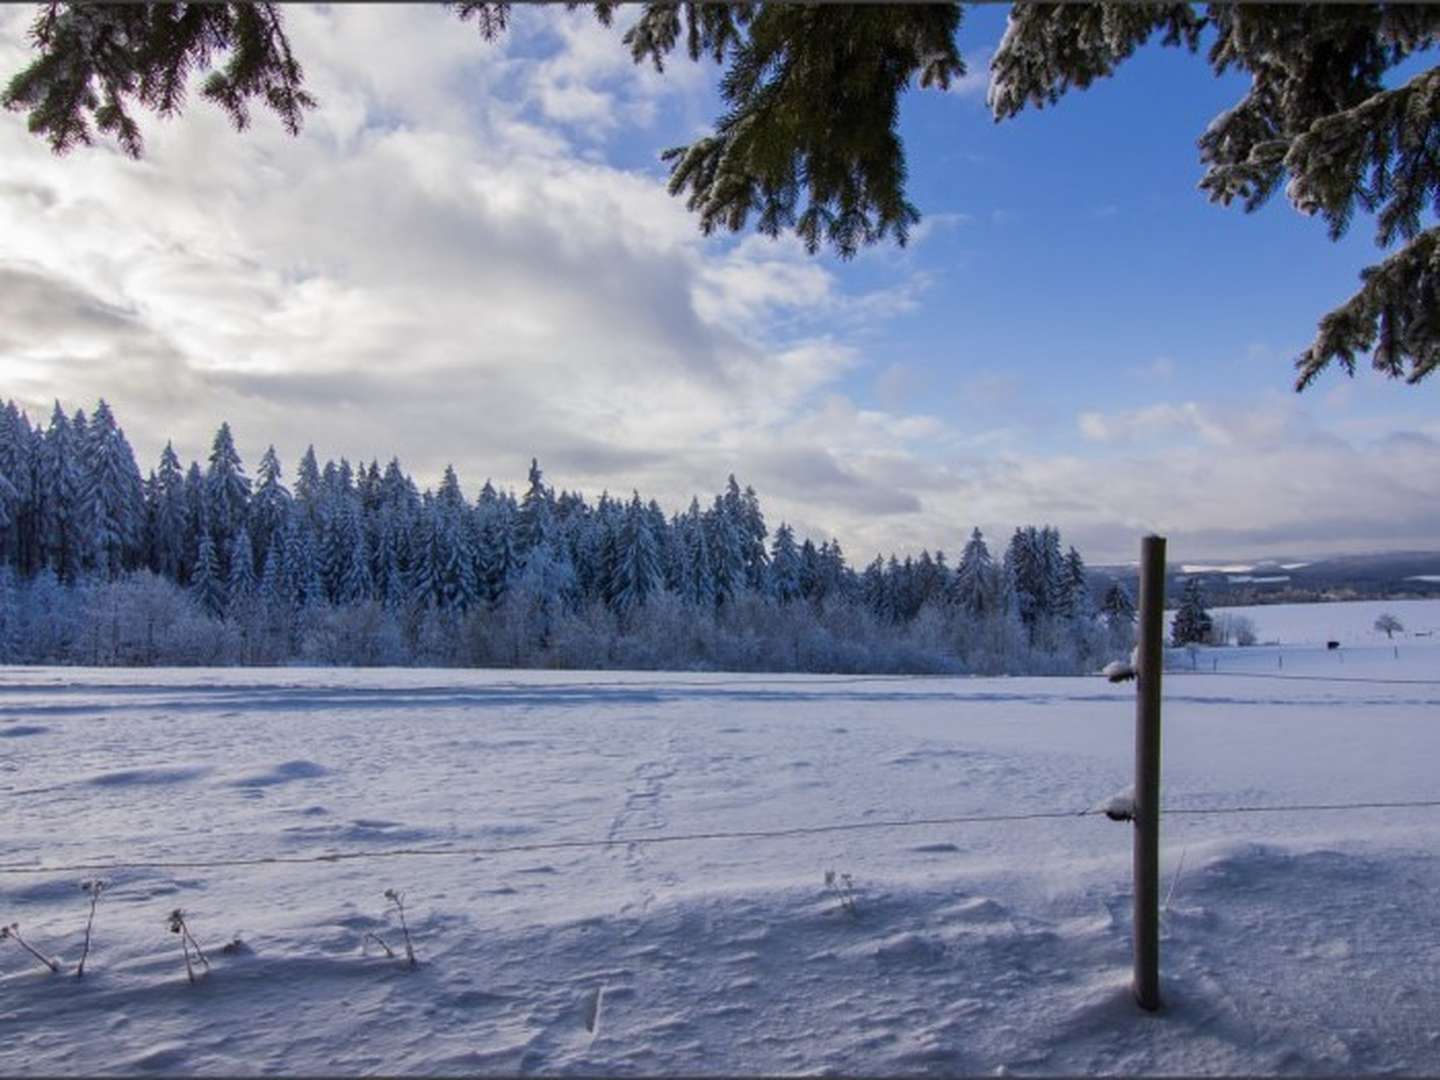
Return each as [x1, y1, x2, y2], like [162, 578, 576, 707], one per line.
[1326, 641, 1340, 650]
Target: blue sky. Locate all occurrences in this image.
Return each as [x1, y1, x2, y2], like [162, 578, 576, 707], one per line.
[2, 5, 1437, 565]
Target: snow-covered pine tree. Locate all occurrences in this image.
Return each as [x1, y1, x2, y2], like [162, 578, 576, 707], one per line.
[514, 458, 552, 558]
[0, 466, 17, 544]
[1171, 577, 1213, 647]
[372, 513, 402, 608]
[436, 464, 466, 516]
[181, 461, 206, 584]
[705, 494, 746, 606]
[227, 526, 257, 602]
[1101, 582, 1136, 630]
[738, 482, 769, 591]
[768, 522, 802, 603]
[860, 554, 886, 617]
[39, 402, 84, 583]
[0, 403, 34, 572]
[676, 498, 715, 610]
[437, 513, 478, 610]
[608, 493, 661, 617]
[294, 445, 322, 524]
[474, 481, 515, 606]
[280, 518, 320, 608]
[1063, 545, 1093, 620]
[259, 536, 283, 605]
[1004, 528, 1041, 629]
[406, 508, 440, 609]
[952, 527, 993, 617]
[81, 400, 144, 579]
[251, 445, 291, 570]
[798, 538, 823, 601]
[1039, 526, 1067, 619]
[336, 509, 374, 606]
[149, 442, 186, 580]
[817, 539, 852, 602]
[205, 422, 251, 569]
[191, 530, 225, 619]
[0, 564, 17, 662]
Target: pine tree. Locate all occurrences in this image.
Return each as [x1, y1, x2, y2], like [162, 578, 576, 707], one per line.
[1004, 528, 1041, 628]
[515, 458, 551, 558]
[1101, 582, 1136, 630]
[259, 538, 283, 605]
[705, 494, 746, 605]
[737, 481, 769, 591]
[608, 493, 661, 617]
[0, 564, 18, 662]
[251, 445, 291, 569]
[192, 531, 226, 619]
[1171, 577, 1213, 647]
[337, 519, 374, 606]
[152, 441, 187, 579]
[0, 403, 34, 572]
[768, 522, 802, 604]
[39, 402, 84, 582]
[81, 400, 144, 579]
[406, 509, 441, 609]
[676, 499, 715, 610]
[952, 527, 993, 617]
[205, 421, 251, 565]
[227, 526, 257, 602]
[1062, 545, 1093, 621]
[436, 464, 467, 516]
[437, 514, 478, 610]
[295, 445, 322, 523]
[181, 461, 207, 584]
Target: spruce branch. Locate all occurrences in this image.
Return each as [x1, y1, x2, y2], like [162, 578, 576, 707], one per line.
[1296, 227, 1440, 389]
[3, 3, 316, 158]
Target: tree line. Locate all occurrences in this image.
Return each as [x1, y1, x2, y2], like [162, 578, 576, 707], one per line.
[0, 398, 1136, 672]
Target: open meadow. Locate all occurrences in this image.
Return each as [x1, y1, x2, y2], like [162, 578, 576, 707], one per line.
[2, 599, 1439, 1075]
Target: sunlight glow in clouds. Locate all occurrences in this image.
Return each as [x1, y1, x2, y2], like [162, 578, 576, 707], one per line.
[2, 5, 1438, 564]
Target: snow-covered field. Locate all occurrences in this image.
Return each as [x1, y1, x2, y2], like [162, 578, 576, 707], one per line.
[3, 600, 1439, 1075]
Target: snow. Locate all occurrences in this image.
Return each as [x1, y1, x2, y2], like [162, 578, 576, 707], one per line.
[1093, 787, 1136, 821]
[1184, 597, 1440, 647]
[3, 614, 1440, 1074]
[1179, 563, 1255, 574]
[1407, 575, 1440, 584]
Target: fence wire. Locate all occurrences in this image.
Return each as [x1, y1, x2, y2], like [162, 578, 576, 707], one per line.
[4, 798, 1440, 877]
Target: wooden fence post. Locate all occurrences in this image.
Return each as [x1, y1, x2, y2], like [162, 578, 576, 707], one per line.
[1134, 534, 1166, 1011]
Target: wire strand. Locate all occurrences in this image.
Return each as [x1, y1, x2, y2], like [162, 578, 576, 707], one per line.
[4, 799, 1440, 876]
[1176, 670, 1440, 687]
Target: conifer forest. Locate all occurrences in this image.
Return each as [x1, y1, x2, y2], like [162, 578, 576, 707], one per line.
[0, 398, 1133, 672]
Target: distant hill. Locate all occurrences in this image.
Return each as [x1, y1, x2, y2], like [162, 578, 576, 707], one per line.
[1089, 550, 1440, 608]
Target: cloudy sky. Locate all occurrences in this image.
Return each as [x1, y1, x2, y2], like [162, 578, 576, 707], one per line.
[3, 4, 1438, 565]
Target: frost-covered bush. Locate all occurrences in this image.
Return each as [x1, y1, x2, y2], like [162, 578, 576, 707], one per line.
[301, 602, 406, 666]
[157, 609, 242, 666]
[542, 600, 617, 669]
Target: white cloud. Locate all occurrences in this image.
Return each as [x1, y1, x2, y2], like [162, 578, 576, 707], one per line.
[1076, 401, 1267, 448]
[0, 5, 944, 553]
[6, 8, 1440, 570]
[947, 47, 993, 99]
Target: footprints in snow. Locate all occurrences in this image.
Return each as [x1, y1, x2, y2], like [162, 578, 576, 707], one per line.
[606, 744, 681, 915]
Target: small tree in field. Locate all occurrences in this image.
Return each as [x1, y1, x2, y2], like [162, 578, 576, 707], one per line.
[1374, 613, 1404, 639]
[1171, 578, 1213, 647]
